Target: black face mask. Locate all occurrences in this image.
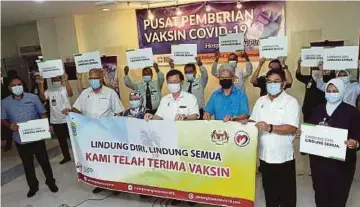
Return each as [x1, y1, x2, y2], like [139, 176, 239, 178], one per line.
[219, 79, 233, 89]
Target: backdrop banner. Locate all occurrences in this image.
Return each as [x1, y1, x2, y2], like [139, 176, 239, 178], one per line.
[136, 1, 285, 63]
[68, 113, 258, 207]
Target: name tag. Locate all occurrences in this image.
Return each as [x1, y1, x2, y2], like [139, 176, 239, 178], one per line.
[24, 102, 32, 105]
[179, 106, 187, 108]
[192, 83, 200, 90]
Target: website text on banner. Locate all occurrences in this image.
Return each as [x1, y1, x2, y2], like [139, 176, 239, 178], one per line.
[67, 113, 258, 207]
[136, 1, 285, 64]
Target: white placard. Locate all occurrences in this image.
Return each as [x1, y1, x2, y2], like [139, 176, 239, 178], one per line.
[74, 51, 102, 73]
[300, 124, 348, 161]
[171, 44, 197, 65]
[219, 33, 244, 52]
[301, 47, 324, 67]
[19, 119, 51, 143]
[323, 46, 359, 70]
[126, 48, 154, 70]
[37, 59, 64, 78]
[259, 36, 288, 58]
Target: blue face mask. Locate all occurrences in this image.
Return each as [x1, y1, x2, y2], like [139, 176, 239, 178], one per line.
[143, 76, 152, 83]
[129, 100, 141, 108]
[325, 92, 342, 103]
[266, 82, 282, 96]
[89, 79, 101, 89]
[11, 85, 24, 96]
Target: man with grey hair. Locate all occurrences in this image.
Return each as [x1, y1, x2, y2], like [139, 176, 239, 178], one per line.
[203, 63, 249, 121]
[63, 68, 124, 194]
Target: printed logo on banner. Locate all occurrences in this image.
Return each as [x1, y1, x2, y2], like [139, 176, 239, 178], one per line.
[128, 185, 133, 191]
[234, 131, 250, 147]
[76, 162, 93, 174]
[71, 120, 77, 136]
[210, 130, 229, 145]
[188, 193, 194, 200]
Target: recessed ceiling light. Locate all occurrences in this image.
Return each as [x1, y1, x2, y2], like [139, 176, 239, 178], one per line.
[34, 0, 44, 2]
[102, 8, 110, 11]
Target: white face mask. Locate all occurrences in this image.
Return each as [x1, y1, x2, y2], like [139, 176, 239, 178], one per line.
[228, 61, 237, 68]
[338, 76, 350, 84]
[185, 74, 195, 81]
[52, 81, 61, 88]
[167, 83, 181, 93]
[129, 100, 141, 108]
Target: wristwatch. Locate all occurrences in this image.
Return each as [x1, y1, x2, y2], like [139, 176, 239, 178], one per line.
[269, 124, 273, 133]
[282, 65, 288, 70]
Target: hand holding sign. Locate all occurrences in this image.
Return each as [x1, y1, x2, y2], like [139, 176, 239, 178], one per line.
[37, 59, 64, 78]
[219, 33, 244, 53]
[126, 48, 154, 70]
[323, 46, 359, 70]
[171, 44, 197, 65]
[259, 36, 288, 59]
[74, 51, 102, 73]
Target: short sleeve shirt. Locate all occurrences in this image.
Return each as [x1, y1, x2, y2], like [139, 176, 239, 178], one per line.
[1, 93, 47, 144]
[45, 86, 71, 124]
[155, 91, 199, 120]
[250, 92, 300, 163]
[205, 86, 249, 120]
[73, 86, 124, 118]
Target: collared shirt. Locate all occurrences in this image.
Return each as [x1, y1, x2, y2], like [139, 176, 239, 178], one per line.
[205, 86, 249, 120]
[1, 93, 47, 144]
[73, 86, 124, 118]
[182, 65, 208, 109]
[44, 86, 71, 124]
[124, 71, 164, 110]
[211, 62, 253, 90]
[316, 78, 360, 107]
[250, 92, 300, 164]
[155, 91, 199, 120]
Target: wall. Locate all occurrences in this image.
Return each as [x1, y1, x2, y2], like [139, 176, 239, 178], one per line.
[73, 1, 360, 109]
[1, 22, 40, 58]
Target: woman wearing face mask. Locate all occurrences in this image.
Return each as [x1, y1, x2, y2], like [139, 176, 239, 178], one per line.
[316, 62, 360, 107]
[307, 78, 360, 207]
[38, 73, 73, 164]
[123, 91, 146, 119]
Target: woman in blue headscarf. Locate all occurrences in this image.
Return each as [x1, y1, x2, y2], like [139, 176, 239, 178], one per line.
[308, 78, 360, 207]
[123, 91, 146, 119]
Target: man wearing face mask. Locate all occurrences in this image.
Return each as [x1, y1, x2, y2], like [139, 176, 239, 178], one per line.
[124, 63, 164, 114]
[211, 51, 253, 91]
[316, 62, 360, 107]
[1, 77, 58, 198]
[251, 57, 293, 96]
[38, 73, 73, 164]
[64, 68, 124, 194]
[144, 69, 199, 121]
[295, 58, 335, 122]
[242, 69, 300, 207]
[181, 57, 208, 119]
[204, 64, 249, 122]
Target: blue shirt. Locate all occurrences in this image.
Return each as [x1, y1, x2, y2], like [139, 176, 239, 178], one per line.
[1, 93, 47, 144]
[205, 86, 249, 120]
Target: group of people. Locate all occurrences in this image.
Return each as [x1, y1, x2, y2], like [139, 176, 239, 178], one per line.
[1, 50, 360, 207]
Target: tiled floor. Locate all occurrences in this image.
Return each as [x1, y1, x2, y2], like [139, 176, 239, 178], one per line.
[1, 139, 360, 207]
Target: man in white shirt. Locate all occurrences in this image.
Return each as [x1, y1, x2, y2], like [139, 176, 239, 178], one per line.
[124, 63, 164, 114]
[144, 69, 198, 206]
[169, 57, 208, 119]
[64, 68, 124, 194]
[245, 68, 300, 207]
[144, 69, 199, 121]
[39, 73, 73, 164]
[70, 69, 124, 118]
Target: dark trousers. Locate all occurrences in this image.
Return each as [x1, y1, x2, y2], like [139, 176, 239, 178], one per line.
[309, 155, 355, 207]
[2, 125, 12, 148]
[198, 108, 204, 120]
[53, 123, 71, 159]
[15, 140, 55, 189]
[260, 159, 297, 207]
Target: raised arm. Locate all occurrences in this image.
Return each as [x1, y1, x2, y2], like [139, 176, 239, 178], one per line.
[123, 66, 137, 90]
[250, 57, 265, 85]
[241, 51, 253, 78]
[154, 62, 164, 89]
[211, 52, 220, 77]
[295, 58, 309, 84]
[62, 73, 73, 97]
[196, 57, 209, 87]
[280, 57, 293, 88]
[38, 77, 47, 102]
[76, 73, 84, 93]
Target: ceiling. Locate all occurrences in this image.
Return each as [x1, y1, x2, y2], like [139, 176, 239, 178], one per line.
[1, 0, 199, 27]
